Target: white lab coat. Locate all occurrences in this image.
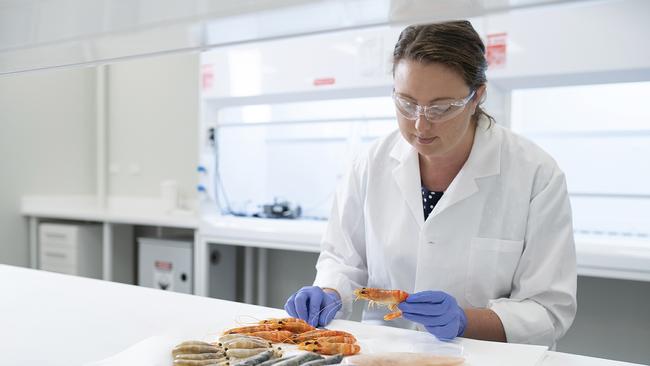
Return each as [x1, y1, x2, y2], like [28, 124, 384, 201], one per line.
[313, 118, 577, 347]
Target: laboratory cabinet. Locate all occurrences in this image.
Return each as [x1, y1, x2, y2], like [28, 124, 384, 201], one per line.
[39, 223, 102, 279]
[138, 237, 194, 294]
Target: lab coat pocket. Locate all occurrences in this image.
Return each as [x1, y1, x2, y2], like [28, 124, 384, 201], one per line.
[465, 237, 524, 307]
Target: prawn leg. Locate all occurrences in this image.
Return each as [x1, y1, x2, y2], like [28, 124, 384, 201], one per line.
[384, 303, 403, 321]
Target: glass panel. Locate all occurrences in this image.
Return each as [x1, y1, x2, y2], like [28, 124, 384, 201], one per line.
[511, 82, 650, 133]
[511, 82, 650, 239]
[218, 97, 396, 125]
[215, 97, 395, 220]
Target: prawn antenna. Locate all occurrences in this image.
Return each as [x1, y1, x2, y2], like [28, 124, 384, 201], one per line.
[309, 296, 349, 326]
[234, 314, 263, 325]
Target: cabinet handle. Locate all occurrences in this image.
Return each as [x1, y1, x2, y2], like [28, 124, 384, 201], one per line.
[43, 251, 67, 259]
[45, 233, 67, 239]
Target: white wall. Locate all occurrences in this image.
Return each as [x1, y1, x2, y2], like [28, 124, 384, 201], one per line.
[0, 67, 97, 266]
[0, 51, 200, 266]
[107, 52, 199, 206]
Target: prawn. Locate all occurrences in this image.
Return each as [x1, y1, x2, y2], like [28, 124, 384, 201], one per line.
[312, 335, 356, 344]
[301, 354, 344, 366]
[259, 317, 308, 325]
[218, 334, 261, 343]
[175, 353, 228, 361]
[353, 287, 409, 321]
[172, 345, 224, 357]
[224, 324, 281, 334]
[291, 330, 355, 343]
[176, 341, 214, 347]
[270, 353, 322, 366]
[173, 358, 228, 366]
[257, 317, 315, 333]
[298, 340, 360, 356]
[276, 322, 315, 333]
[231, 349, 274, 366]
[226, 348, 274, 359]
[247, 330, 294, 343]
[221, 338, 271, 349]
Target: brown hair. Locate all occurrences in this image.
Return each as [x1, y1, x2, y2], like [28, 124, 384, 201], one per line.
[392, 20, 494, 125]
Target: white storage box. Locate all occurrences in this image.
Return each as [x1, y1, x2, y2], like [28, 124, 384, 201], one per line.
[138, 237, 193, 294]
[39, 223, 102, 279]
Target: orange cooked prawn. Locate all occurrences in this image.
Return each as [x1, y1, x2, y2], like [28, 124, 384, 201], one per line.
[353, 287, 409, 321]
[247, 330, 295, 343]
[298, 340, 360, 356]
[291, 329, 356, 343]
[224, 323, 282, 334]
[312, 335, 357, 344]
[274, 321, 315, 333]
[259, 317, 309, 325]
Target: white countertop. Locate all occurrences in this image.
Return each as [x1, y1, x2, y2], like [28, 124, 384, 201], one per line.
[199, 215, 650, 283]
[200, 214, 325, 252]
[21, 195, 199, 229]
[0, 265, 643, 366]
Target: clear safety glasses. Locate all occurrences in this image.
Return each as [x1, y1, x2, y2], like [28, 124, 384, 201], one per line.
[392, 89, 476, 123]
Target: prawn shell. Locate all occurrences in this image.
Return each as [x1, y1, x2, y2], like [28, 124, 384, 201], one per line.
[231, 350, 274, 366]
[226, 348, 268, 358]
[314, 336, 356, 344]
[172, 345, 224, 357]
[175, 353, 229, 360]
[260, 317, 307, 324]
[299, 341, 360, 356]
[272, 352, 322, 366]
[173, 358, 228, 366]
[176, 341, 214, 347]
[248, 330, 294, 343]
[353, 288, 409, 304]
[275, 322, 315, 333]
[222, 339, 271, 349]
[255, 355, 298, 366]
[354, 288, 409, 320]
[292, 330, 356, 343]
[219, 334, 258, 342]
[225, 324, 281, 334]
[301, 354, 344, 366]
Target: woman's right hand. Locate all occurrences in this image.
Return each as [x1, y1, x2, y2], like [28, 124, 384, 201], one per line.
[284, 286, 342, 327]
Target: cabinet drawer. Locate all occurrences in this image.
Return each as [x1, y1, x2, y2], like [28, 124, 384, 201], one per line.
[40, 261, 78, 276]
[39, 224, 78, 248]
[40, 246, 77, 269]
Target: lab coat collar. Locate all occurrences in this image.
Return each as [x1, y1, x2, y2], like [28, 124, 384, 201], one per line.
[390, 118, 502, 226]
[430, 118, 501, 218]
[390, 132, 424, 227]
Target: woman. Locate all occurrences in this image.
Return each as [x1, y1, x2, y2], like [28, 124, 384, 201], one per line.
[285, 20, 576, 347]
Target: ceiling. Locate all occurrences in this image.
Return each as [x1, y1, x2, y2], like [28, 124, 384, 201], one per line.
[0, 0, 590, 75]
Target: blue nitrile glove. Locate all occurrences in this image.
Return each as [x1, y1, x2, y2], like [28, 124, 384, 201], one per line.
[284, 286, 342, 327]
[397, 291, 467, 340]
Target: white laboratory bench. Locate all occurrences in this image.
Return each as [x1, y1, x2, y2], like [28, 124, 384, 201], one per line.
[0, 265, 642, 366]
[198, 215, 650, 283]
[21, 195, 199, 284]
[21, 195, 650, 298]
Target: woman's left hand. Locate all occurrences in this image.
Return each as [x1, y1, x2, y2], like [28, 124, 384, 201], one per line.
[397, 291, 467, 340]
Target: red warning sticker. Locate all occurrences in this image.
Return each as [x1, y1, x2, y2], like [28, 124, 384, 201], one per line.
[202, 64, 214, 91]
[486, 33, 507, 68]
[155, 260, 173, 271]
[313, 77, 336, 86]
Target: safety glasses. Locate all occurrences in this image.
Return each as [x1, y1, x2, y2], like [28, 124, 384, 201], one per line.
[393, 89, 476, 123]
